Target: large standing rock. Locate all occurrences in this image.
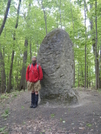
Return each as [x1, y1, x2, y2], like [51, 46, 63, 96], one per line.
[37, 29, 78, 104]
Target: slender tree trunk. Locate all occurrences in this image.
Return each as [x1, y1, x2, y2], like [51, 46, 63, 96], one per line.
[57, 13, 59, 28]
[81, 64, 84, 87]
[15, 61, 19, 90]
[90, 4, 95, 55]
[19, 0, 32, 90]
[7, 0, 21, 92]
[97, 53, 99, 88]
[70, 0, 75, 86]
[95, 0, 98, 90]
[84, 0, 87, 88]
[7, 56, 9, 88]
[41, 0, 47, 35]
[30, 40, 32, 61]
[0, 51, 6, 93]
[99, 43, 101, 88]
[59, 0, 62, 28]
[36, 36, 39, 53]
[90, 1, 99, 89]
[78, 64, 79, 87]
[0, 29, 6, 93]
[19, 39, 28, 91]
[87, 65, 88, 88]
[7, 50, 14, 92]
[0, 0, 11, 35]
[55, 1, 59, 28]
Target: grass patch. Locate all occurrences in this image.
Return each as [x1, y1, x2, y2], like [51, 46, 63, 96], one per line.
[1, 109, 10, 119]
[0, 126, 8, 134]
[86, 123, 92, 127]
[21, 106, 24, 109]
[60, 118, 62, 122]
[0, 90, 20, 102]
[97, 89, 101, 93]
[13, 93, 18, 97]
[23, 121, 26, 125]
[51, 114, 55, 118]
[0, 94, 9, 100]
[11, 91, 20, 98]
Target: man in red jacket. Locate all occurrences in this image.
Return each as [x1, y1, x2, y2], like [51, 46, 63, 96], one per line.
[26, 56, 43, 108]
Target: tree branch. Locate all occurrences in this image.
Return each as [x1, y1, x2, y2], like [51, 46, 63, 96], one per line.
[0, 0, 11, 36]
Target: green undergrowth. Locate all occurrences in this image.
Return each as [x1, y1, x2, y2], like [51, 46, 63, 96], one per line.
[97, 89, 101, 93]
[0, 90, 26, 103]
[0, 126, 8, 134]
[1, 109, 10, 119]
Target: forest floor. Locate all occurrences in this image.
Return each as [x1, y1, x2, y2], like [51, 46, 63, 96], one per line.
[0, 88, 101, 134]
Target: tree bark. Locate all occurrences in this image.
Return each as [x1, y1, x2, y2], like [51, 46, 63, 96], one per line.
[19, 0, 32, 90]
[0, 51, 6, 93]
[55, 1, 59, 28]
[19, 39, 28, 91]
[41, 0, 47, 35]
[7, 0, 21, 92]
[90, 1, 99, 89]
[70, 0, 75, 86]
[56, 13, 59, 28]
[59, 0, 62, 28]
[95, 0, 98, 90]
[78, 64, 79, 87]
[0, 0, 11, 36]
[30, 41, 32, 61]
[84, 0, 87, 88]
[87, 65, 88, 88]
[81, 64, 84, 87]
[99, 42, 101, 88]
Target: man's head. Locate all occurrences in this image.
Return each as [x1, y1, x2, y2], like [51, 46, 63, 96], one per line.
[32, 56, 37, 65]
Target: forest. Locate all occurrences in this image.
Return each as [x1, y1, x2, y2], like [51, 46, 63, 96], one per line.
[0, 0, 101, 93]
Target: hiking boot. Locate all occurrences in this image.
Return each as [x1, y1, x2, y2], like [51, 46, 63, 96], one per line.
[30, 93, 35, 108]
[33, 94, 38, 108]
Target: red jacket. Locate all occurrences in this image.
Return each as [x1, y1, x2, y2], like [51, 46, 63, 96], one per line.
[26, 63, 43, 82]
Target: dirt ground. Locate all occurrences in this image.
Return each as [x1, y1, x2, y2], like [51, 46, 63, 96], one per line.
[0, 89, 101, 134]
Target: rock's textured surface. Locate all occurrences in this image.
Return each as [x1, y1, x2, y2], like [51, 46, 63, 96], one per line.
[37, 29, 78, 104]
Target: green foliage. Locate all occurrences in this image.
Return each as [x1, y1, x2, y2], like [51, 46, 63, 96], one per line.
[0, 0, 101, 90]
[1, 109, 10, 119]
[0, 94, 9, 100]
[0, 126, 7, 134]
[51, 113, 55, 118]
[0, 127, 6, 132]
[21, 106, 24, 109]
[86, 123, 92, 127]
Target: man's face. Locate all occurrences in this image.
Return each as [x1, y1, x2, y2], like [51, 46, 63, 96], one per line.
[32, 57, 36, 64]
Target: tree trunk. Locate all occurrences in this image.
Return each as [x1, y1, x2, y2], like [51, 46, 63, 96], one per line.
[19, 0, 32, 90]
[57, 13, 59, 28]
[55, 1, 59, 28]
[87, 65, 88, 88]
[7, 0, 21, 92]
[0, 0, 11, 35]
[15, 61, 19, 90]
[70, 0, 75, 86]
[99, 43, 101, 88]
[90, 1, 99, 89]
[0, 51, 6, 93]
[95, 0, 98, 90]
[78, 64, 79, 87]
[84, 0, 87, 88]
[7, 50, 14, 92]
[19, 39, 28, 90]
[81, 64, 84, 87]
[30, 41, 32, 61]
[41, 0, 47, 35]
[59, 0, 62, 28]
